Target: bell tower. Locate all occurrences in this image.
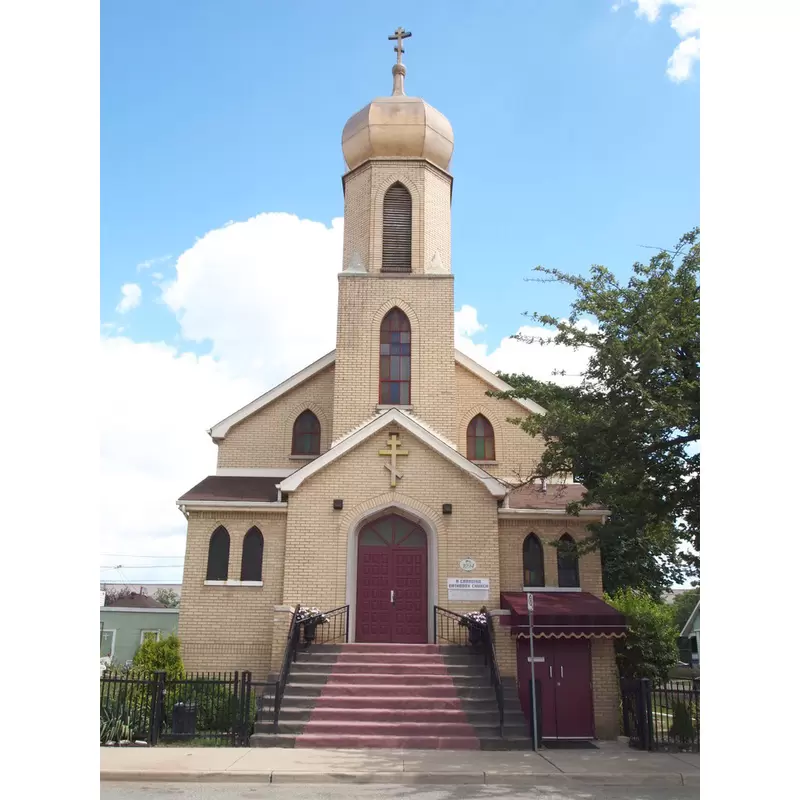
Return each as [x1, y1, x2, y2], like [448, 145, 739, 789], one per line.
[332, 29, 457, 441]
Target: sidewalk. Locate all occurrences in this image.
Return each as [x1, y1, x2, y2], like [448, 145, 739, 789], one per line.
[100, 741, 700, 787]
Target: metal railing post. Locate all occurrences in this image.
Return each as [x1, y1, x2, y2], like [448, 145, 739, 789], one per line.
[149, 671, 166, 746]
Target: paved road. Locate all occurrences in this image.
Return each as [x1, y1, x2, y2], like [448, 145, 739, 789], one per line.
[101, 782, 700, 800]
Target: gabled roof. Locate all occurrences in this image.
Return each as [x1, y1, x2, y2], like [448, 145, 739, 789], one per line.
[680, 600, 700, 638]
[278, 407, 508, 498]
[208, 348, 547, 442]
[178, 476, 281, 504]
[453, 349, 547, 416]
[209, 351, 335, 440]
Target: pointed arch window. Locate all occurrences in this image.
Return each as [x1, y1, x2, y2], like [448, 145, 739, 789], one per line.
[467, 414, 495, 461]
[557, 533, 580, 588]
[523, 533, 545, 588]
[379, 308, 411, 404]
[292, 410, 321, 456]
[241, 527, 264, 582]
[382, 182, 412, 273]
[206, 526, 230, 581]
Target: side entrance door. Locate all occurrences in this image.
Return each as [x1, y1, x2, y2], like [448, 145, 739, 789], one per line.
[356, 514, 427, 643]
[517, 637, 595, 739]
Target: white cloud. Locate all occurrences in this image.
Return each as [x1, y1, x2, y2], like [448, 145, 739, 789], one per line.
[615, 0, 700, 82]
[162, 212, 343, 380]
[667, 35, 700, 82]
[136, 254, 172, 272]
[116, 283, 142, 313]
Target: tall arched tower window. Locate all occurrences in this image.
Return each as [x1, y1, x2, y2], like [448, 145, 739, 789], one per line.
[467, 415, 495, 461]
[557, 533, 580, 588]
[382, 182, 412, 273]
[240, 527, 264, 582]
[523, 533, 545, 587]
[206, 526, 230, 581]
[292, 410, 321, 455]
[379, 308, 411, 405]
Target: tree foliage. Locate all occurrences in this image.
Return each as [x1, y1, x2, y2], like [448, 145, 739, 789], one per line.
[132, 633, 185, 680]
[154, 588, 180, 608]
[495, 229, 699, 595]
[670, 587, 700, 633]
[606, 588, 679, 681]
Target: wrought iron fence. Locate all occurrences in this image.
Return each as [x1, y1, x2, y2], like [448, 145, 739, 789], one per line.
[100, 669, 255, 747]
[307, 604, 349, 646]
[433, 605, 474, 646]
[620, 677, 700, 752]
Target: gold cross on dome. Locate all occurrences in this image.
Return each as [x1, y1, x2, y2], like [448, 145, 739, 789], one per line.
[379, 433, 409, 488]
[388, 26, 412, 65]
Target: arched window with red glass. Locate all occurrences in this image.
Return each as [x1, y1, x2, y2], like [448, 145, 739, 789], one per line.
[379, 308, 411, 405]
[291, 410, 321, 456]
[467, 414, 495, 461]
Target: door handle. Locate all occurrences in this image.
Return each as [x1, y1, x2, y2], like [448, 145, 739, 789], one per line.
[549, 666, 552, 678]
[390, 589, 395, 604]
[560, 666, 564, 678]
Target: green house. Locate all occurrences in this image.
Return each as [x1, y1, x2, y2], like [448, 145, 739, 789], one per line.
[100, 606, 179, 665]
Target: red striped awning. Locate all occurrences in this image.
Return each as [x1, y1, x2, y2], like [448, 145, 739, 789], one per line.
[500, 591, 627, 639]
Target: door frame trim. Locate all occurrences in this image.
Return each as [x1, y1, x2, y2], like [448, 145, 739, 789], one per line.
[346, 502, 439, 643]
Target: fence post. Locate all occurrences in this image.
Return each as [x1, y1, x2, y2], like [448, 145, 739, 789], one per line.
[238, 671, 252, 746]
[149, 671, 166, 746]
[641, 677, 653, 751]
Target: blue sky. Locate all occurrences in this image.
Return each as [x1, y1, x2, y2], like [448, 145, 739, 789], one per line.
[99, 0, 698, 582]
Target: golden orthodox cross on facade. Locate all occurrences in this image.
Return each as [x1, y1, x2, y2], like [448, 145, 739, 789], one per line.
[388, 26, 412, 65]
[379, 433, 409, 488]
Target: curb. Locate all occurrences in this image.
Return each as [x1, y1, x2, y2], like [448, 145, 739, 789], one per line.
[101, 770, 694, 787]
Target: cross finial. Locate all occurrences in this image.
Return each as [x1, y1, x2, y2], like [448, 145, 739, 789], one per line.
[388, 26, 412, 65]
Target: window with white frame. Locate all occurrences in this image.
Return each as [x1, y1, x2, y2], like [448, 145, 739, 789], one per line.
[140, 630, 161, 645]
[101, 629, 116, 658]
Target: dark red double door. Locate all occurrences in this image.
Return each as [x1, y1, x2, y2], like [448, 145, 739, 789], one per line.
[356, 514, 428, 643]
[517, 638, 594, 739]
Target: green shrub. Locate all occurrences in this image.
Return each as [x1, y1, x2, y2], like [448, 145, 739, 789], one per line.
[606, 588, 679, 682]
[132, 633, 185, 679]
[669, 700, 696, 743]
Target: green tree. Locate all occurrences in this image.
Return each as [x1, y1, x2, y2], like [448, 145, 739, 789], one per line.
[495, 229, 699, 595]
[132, 633, 185, 679]
[606, 588, 679, 681]
[670, 587, 700, 633]
[153, 588, 180, 608]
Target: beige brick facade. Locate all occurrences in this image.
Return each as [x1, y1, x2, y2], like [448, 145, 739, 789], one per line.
[217, 365, 335, 470]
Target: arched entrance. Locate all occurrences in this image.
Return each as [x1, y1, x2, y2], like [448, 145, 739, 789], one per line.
[355, 513, 428, 643]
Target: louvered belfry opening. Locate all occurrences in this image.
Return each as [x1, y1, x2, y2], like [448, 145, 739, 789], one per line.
[382, 182, 412, 273]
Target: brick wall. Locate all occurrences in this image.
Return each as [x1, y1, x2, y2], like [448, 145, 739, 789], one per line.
[178, 510, 287, 680]
[333, 276, 455, 441]
[455, 363, 546, 480]
[217, 365, 335, 470]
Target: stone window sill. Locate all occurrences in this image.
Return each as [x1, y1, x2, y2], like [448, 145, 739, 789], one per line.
[376, 405, 414, 411]
[288, 454, 318, 461]
[204, 580, 263, 587]
[472, 460, 498, 466]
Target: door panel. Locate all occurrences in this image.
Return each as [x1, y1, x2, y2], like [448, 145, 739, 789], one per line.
[552, 639, 594, 738]
[356, 515, 428, 643]
[516, 638, 558, 738]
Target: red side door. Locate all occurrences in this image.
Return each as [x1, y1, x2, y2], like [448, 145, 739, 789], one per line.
[552, 639, 595, 738]
[516, 638, 558, 738]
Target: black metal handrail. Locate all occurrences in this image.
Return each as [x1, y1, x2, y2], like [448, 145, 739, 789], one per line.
[483, 609, 505, 736]
[273, 603, 301, 731]
[433, 605, 505, 737]
[306, 604, 350, 646]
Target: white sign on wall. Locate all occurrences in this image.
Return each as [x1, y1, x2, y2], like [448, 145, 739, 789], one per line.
[447, 577, 490, 602]
[459, 558, 476, 572]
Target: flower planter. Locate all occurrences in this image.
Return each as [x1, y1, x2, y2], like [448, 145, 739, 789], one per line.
[468, 625, 482, 646]
[303, 621, 318, 645]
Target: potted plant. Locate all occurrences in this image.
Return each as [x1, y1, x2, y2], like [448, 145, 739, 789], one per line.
[460, 610, 487, 645]
[296, 606, 328, 645]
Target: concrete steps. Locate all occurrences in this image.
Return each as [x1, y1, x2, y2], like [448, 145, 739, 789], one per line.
[250, 642, 530, 750]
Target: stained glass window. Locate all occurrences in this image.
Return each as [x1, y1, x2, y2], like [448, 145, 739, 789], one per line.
[241, 527, 264, 582]
[206, 526, 230, 581]
[379, 308, 411, 405]
[523, 533, 545, 587]
[292, 410, 321, 455]
[467, 414, 495, 461]
[557, 533, 580, 588]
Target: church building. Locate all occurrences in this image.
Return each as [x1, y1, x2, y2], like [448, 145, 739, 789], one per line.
[177, 30, 626, 747]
